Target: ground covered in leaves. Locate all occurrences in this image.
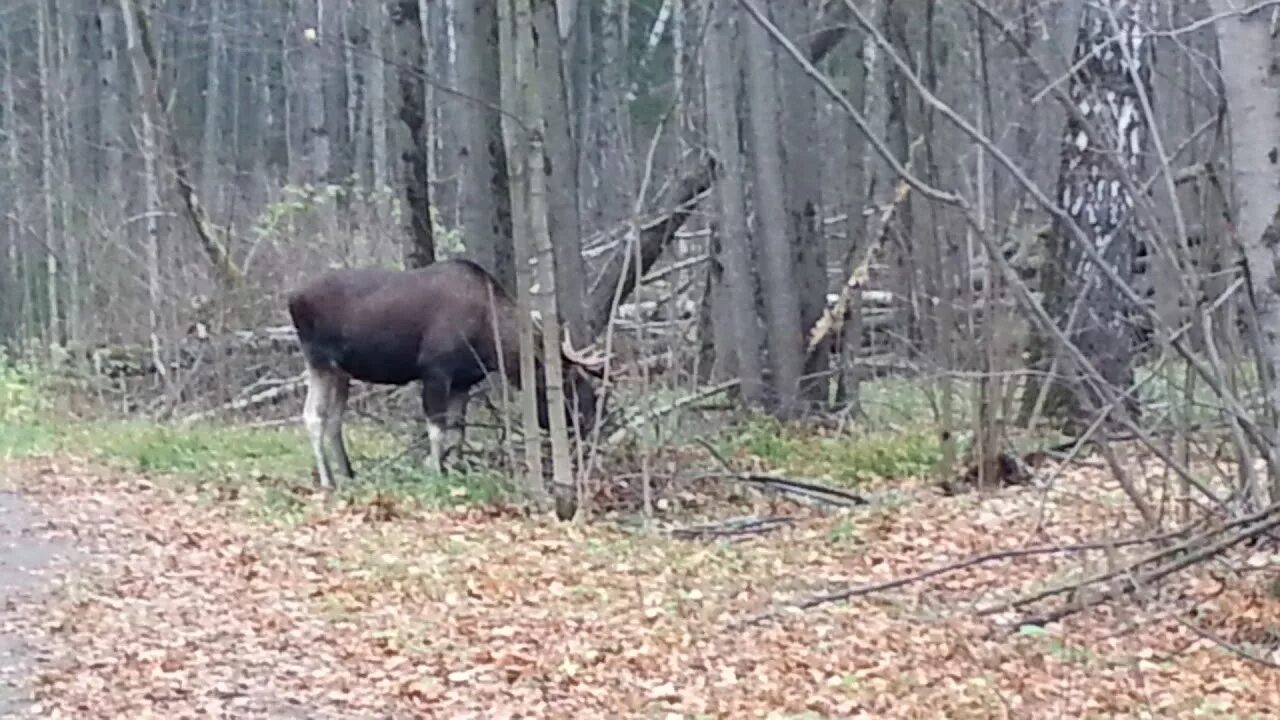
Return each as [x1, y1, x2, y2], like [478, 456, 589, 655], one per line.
[3, 451, 1279, 719]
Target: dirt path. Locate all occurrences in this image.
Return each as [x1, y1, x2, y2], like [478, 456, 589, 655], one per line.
[0, 488, 78, 716]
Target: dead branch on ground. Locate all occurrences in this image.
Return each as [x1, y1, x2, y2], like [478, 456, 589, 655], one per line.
[694, 439, 870, 507]
[737, 528, 1191, 628]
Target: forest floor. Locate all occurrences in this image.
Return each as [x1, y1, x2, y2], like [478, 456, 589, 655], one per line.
[0, 438, 1278, 718]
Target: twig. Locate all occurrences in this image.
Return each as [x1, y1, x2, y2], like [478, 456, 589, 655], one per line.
[737, 529, 1189, 628]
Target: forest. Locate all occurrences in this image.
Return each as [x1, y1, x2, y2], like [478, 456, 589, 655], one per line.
[1, 0, 1279, 716]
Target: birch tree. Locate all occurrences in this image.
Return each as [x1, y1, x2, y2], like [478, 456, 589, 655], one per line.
[1211, 0, 1280, 504]
[1025, 0, 1156, 429]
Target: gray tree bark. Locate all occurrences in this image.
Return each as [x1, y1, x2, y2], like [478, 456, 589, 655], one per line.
[388, 0, 436, 268]
[1211, 0, 1280, 503]
[456, 0, 515, 288]
[742, 2, 803, 414]
[705, 0, 765, 407]
[533, 0, 587, 340]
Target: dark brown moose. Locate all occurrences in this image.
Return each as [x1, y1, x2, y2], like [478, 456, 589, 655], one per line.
[287, 259, 606, 488]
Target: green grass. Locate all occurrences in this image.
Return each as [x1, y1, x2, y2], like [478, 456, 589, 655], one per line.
[5, 350, 1264, 507]
[722, 416, 942, 486]
[0, 363, 514, 517]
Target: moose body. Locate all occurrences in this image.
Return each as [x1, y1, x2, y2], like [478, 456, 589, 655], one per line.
[287, 259, 602, 488]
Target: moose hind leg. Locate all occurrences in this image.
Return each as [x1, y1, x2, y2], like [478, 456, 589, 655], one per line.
[440, 391, 469, 468]
[303, 366, 338, 489]
[323, 372, 354, 480]
[421, 380, 449, 475]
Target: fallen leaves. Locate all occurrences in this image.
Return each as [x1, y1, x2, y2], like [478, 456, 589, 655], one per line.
[1, 453, 1278, 718]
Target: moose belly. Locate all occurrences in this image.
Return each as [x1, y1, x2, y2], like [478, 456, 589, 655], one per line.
[331, 342, 422, 386]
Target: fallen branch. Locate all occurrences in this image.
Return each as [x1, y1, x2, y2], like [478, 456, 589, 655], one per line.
[1008, 505, 1280, 630]
[738, 528, 1189, 628]
[670, 515, 794, 541]
[605, 379, 740, 445]
[694, 439, 870, 507]
[179, 373, 306, 425]
[978, 502, 1279, 619]
[807, 179, 911, 357]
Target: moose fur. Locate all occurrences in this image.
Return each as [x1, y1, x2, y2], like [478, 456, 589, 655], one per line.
[287, 259, 605, 488]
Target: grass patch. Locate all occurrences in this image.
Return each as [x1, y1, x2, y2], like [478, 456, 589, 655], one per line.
[0, 363, 513, 514]
[724, 417, 941, 486]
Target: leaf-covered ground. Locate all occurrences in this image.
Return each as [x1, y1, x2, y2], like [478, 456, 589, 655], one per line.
[3, 453, 1279, 719]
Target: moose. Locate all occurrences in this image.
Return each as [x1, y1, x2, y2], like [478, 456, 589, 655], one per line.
[286, 259, 607, 489]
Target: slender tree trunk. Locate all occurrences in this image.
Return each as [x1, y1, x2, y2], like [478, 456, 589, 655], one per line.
[778, 0, 827, 408]
[201, 0, 223, 201]
[704, 0, 764, 407]
[55, 1, 84, 349]
[99, 0, 124, 207]
[37, 0, 61, 351]
[118, 0, 165, 382]
[595, 0, 633, 228]
[520, 0, 576, 517]
[742, 3, 803, 414]
[498, 0, 548, 502]
[388, 0, 436, 267]
[456, 0, 515, 288]
[533, 0, 587, 340]
[368, 4, 389, 197]
[1, 33, 21, 346]
[322, 0, 351, 210]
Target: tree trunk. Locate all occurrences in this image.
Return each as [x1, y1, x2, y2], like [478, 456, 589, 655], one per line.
[388, 0, 436, 268]
[1027, 0, 1155, 429]
[518, 0, 576, 517]
[498, 0, 549, 503]
[594, 0, 633, 228]
[99, 0, 124, 207]
[1, 32, 22, 345]
[778, 0, 827, 409]
[117, 0, 165, 384]
[37, 0, 61, 351]
[322, 0, 351, 210]
[704, 0, 765, 407]
[456, 0, 515, 288]
[368, 3, 389, 199]
[533, 0, 587, 341]
[742, 1, 803, 414]
[1211, 0, 1280, 504]
[200, 0, 223, 201]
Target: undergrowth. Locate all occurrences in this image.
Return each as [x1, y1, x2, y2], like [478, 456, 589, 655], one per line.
[6, 354, 1240, 510]
[0, 363, 512, 520]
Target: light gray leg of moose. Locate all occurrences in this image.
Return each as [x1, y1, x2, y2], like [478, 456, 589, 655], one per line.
[426, 421, 444, 475]
[323, 373, 354, 479]
[303, 367, 336, 488]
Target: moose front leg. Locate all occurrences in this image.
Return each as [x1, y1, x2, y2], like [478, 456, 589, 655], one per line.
[303, 366, 339, 489]
[323, 371, 353, 480]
